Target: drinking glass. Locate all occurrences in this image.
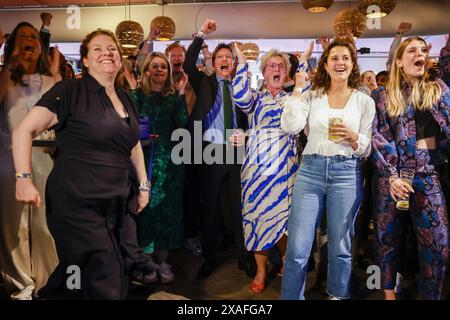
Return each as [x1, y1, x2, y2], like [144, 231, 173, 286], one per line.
[328, 113, 344, 142]
[396, 168, 415, 211]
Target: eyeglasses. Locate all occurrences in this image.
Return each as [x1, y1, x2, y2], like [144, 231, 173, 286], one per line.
[266, 63, 286, 71]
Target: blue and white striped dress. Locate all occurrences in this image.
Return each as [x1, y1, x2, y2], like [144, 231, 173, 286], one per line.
[232, 63, 301, 251]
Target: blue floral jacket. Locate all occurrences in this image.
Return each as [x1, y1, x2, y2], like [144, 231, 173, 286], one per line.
[371, 80, 450, 178]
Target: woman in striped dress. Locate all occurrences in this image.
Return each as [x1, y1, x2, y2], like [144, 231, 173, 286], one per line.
[232, 47, 304, 293]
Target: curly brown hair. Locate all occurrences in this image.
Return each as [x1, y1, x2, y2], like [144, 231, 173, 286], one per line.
[312, 40, 361, 91]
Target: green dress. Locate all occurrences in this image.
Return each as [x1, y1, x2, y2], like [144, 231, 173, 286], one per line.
[130, 89, 188, 253]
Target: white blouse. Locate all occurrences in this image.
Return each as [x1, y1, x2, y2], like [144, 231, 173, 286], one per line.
[281, 89, 376, 158]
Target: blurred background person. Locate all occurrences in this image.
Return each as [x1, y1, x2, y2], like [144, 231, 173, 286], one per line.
[0, 21, 60, 300]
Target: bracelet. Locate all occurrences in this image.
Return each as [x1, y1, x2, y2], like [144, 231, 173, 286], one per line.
[196, 30, 205, 39]
[138, 180, 151, 191]
[294, 87, 304, 94]
[15, 173, 33, 179]
[388, 175, 399, 184]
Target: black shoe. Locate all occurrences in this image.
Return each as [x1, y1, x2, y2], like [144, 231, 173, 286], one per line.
[197, 262, 216, 280]
[238, 258, 256, 278]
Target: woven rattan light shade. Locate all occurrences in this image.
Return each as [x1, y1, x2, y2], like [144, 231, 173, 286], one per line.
[241, 43, 260, 61]
[333, 8, 367, 39]
[358, 0, 397, 18]
[151, 16, 176, 41]
[301, 0, 334, 13]
[115, 20, 144, 57]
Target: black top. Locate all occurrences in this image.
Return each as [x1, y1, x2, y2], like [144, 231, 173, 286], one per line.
[415, 109, 440, 140]
[35, 74, 140, 200]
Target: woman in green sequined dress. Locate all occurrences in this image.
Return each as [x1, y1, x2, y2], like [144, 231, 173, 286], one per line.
[125, 52, 188, 283]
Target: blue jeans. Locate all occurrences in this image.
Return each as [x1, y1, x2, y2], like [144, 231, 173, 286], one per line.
[281, 154, 364, 300]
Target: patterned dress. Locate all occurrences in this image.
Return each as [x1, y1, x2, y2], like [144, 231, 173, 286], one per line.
[232, 63, 301, 251]
[130, 89, 188, 254]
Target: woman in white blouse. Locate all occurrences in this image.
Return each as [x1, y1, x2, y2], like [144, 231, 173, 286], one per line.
[280, 40, 376, 300]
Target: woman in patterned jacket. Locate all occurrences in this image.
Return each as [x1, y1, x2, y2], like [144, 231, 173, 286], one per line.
[232, 47, 304, 294]
[371, 36, 450, 300]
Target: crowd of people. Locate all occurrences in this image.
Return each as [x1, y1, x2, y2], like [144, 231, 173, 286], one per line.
[0, 12, 449, 300]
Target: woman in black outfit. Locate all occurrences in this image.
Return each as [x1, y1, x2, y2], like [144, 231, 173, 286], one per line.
[12, 29, 149, 299]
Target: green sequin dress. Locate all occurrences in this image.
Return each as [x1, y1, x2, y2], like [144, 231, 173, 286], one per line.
[130, 89, 188, 254]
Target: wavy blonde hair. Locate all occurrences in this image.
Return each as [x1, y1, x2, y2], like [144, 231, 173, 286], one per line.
[140, 52, 175, 96]
[387, 37, 441, 117]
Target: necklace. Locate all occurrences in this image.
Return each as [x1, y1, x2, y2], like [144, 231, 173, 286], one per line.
[327, 89, 352, 101]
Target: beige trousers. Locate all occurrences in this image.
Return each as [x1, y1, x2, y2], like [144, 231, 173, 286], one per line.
[0, 148, 58, 299]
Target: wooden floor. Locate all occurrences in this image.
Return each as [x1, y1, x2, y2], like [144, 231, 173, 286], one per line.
[2, 245, 448, 300]
[128, 246, 386, 300]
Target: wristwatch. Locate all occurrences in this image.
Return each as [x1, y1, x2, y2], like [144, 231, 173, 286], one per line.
[196, 30, 206, 39]
[294, 87, 304, 94]
[16, 172, 33, 179]
[139, 180, 151, 192]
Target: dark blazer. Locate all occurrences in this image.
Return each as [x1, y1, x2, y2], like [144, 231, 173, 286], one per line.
[183, 36, 248, 134]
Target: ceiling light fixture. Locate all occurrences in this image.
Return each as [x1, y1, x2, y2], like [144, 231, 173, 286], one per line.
[150, 0, 176, 41]
[241, 43, 260, 61]
[115, 0, 144, 57]
[358, 0, 397, 18]
[334, 1, 366, 40]
[301, 0, 334, 13]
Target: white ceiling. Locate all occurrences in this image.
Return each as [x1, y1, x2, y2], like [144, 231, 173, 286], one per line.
[0, 0, 449, 41]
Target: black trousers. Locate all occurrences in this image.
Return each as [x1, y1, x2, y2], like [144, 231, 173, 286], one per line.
[199, 143, 247, 264]
[41, 196, 126, 300]
[183, 163, 202, 239]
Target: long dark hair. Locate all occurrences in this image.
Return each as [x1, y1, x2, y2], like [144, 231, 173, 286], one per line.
[4, 22, 51, 86]
[312, 40, 361, 91]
